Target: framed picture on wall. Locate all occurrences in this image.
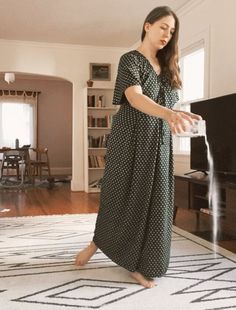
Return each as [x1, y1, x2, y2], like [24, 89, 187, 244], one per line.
[90, 63, 111, 81]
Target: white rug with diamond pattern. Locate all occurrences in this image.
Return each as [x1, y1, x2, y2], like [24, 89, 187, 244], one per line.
[0, 214, 236, 310]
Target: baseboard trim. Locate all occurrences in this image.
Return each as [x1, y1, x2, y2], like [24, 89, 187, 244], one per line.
[50, 167, 72, 175]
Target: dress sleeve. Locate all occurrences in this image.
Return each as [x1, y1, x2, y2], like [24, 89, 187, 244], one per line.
[113, 53, 141, 105]
[172, 89, 179, 106]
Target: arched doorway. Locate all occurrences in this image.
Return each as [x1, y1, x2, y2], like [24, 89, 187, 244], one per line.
[0, 72, 73, 179]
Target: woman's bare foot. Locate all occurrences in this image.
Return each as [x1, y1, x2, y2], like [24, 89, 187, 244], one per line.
[130, 271, 156, 288]
[75, 241, 98, 266]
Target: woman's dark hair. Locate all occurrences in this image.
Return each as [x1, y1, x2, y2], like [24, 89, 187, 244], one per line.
[141, 6, 182, 89]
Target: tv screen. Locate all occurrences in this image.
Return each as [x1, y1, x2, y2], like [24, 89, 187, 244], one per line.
[190, 93, 236, 175]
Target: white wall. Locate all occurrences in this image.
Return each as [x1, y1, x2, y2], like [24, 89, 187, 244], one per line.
[0, 40, 127, 190]
[174, 0, 236, 175]
[179, 0, 236, 98]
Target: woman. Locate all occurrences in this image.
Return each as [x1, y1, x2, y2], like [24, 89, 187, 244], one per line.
[75, 6, 201, 288]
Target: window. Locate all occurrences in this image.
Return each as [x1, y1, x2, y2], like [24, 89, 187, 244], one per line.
[0, 92, 37, 149]
[174, 41, 205, 154]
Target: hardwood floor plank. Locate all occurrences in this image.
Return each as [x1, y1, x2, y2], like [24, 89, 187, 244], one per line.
[0, 183, 235, 254]
[0, 184, 99, 216]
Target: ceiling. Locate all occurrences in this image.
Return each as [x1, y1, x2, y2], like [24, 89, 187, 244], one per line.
[0, 0, 189, 48]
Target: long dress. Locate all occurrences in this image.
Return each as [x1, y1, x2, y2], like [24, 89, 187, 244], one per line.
[93, 50, 179, 278]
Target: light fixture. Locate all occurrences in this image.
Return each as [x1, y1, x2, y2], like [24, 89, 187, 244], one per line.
[4, 72, 15, 84]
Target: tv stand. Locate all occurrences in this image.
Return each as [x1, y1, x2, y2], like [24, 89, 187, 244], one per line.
[174, 173, 236, 238]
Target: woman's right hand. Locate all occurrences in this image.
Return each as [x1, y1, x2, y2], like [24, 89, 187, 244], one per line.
[164, 109, 195, 135]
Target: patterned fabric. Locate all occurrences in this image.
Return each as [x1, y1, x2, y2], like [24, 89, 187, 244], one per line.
[93, 50, 179, 278]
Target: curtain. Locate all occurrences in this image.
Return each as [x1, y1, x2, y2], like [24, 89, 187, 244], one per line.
[0, 90, 38, 149]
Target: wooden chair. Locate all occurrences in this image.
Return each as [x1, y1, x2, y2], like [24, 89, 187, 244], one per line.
[30, 148, 51, 181]
[0, 150, 25, 186]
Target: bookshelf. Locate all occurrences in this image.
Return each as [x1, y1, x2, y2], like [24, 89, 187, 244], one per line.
[84, 87, 118, 193]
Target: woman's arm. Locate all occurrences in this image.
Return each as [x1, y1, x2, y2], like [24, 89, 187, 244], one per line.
[125, 85, 195, 134]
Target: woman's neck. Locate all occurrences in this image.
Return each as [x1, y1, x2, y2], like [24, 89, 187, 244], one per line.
[136, 43, 159, 62]
[136, 43, 161, 74]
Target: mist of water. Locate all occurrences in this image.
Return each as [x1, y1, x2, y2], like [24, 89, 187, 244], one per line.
[204, 135, 220, 253]
[178, 119, 220, 253]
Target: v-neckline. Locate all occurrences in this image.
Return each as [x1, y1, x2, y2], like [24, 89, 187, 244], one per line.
[132, 50, 161, 76]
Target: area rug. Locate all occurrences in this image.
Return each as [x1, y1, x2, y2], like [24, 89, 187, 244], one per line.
[0, 214, 236, 310]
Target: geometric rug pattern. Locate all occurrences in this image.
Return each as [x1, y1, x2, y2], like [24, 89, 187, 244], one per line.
[0, 214, 236, 310]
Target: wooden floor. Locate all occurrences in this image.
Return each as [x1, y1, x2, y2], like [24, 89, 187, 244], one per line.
[0, 182, 235, 254]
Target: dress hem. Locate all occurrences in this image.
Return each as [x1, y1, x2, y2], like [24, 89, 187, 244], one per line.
[93, 236, 168, 279]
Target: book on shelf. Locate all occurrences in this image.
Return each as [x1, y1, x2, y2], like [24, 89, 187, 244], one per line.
[87, 95, 95, 107]
[88, 155, 105, 168]
[87, 94, 106, 108]
[87, 115, 113, 128]
[97, 155, 104, 167]
[88, 134, 110, 148]
[106, 115, 113, 127]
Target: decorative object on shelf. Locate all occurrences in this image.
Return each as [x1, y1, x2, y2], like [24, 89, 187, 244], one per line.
[15, 138, 19, 149]
[4, 72, 15, 84]
[90, 63, 111, 81]
[87, 79, 94, 87]
[97, 95, 104, 107]
[87, 94, 106, 108]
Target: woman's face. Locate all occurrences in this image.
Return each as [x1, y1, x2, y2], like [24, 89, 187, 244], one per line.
[144, 15, 176, 50]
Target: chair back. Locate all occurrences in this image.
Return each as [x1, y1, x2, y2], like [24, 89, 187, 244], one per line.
[2, 150, 25, 163]
[1, 150, 26, 182]
[31, 148, 49, 162]
[29, 147, 51, 180]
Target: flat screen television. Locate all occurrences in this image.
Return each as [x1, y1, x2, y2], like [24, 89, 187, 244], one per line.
[190, 93, 236, 175]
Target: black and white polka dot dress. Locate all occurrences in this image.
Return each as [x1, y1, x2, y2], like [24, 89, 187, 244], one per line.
[93, 50, 179, 278]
